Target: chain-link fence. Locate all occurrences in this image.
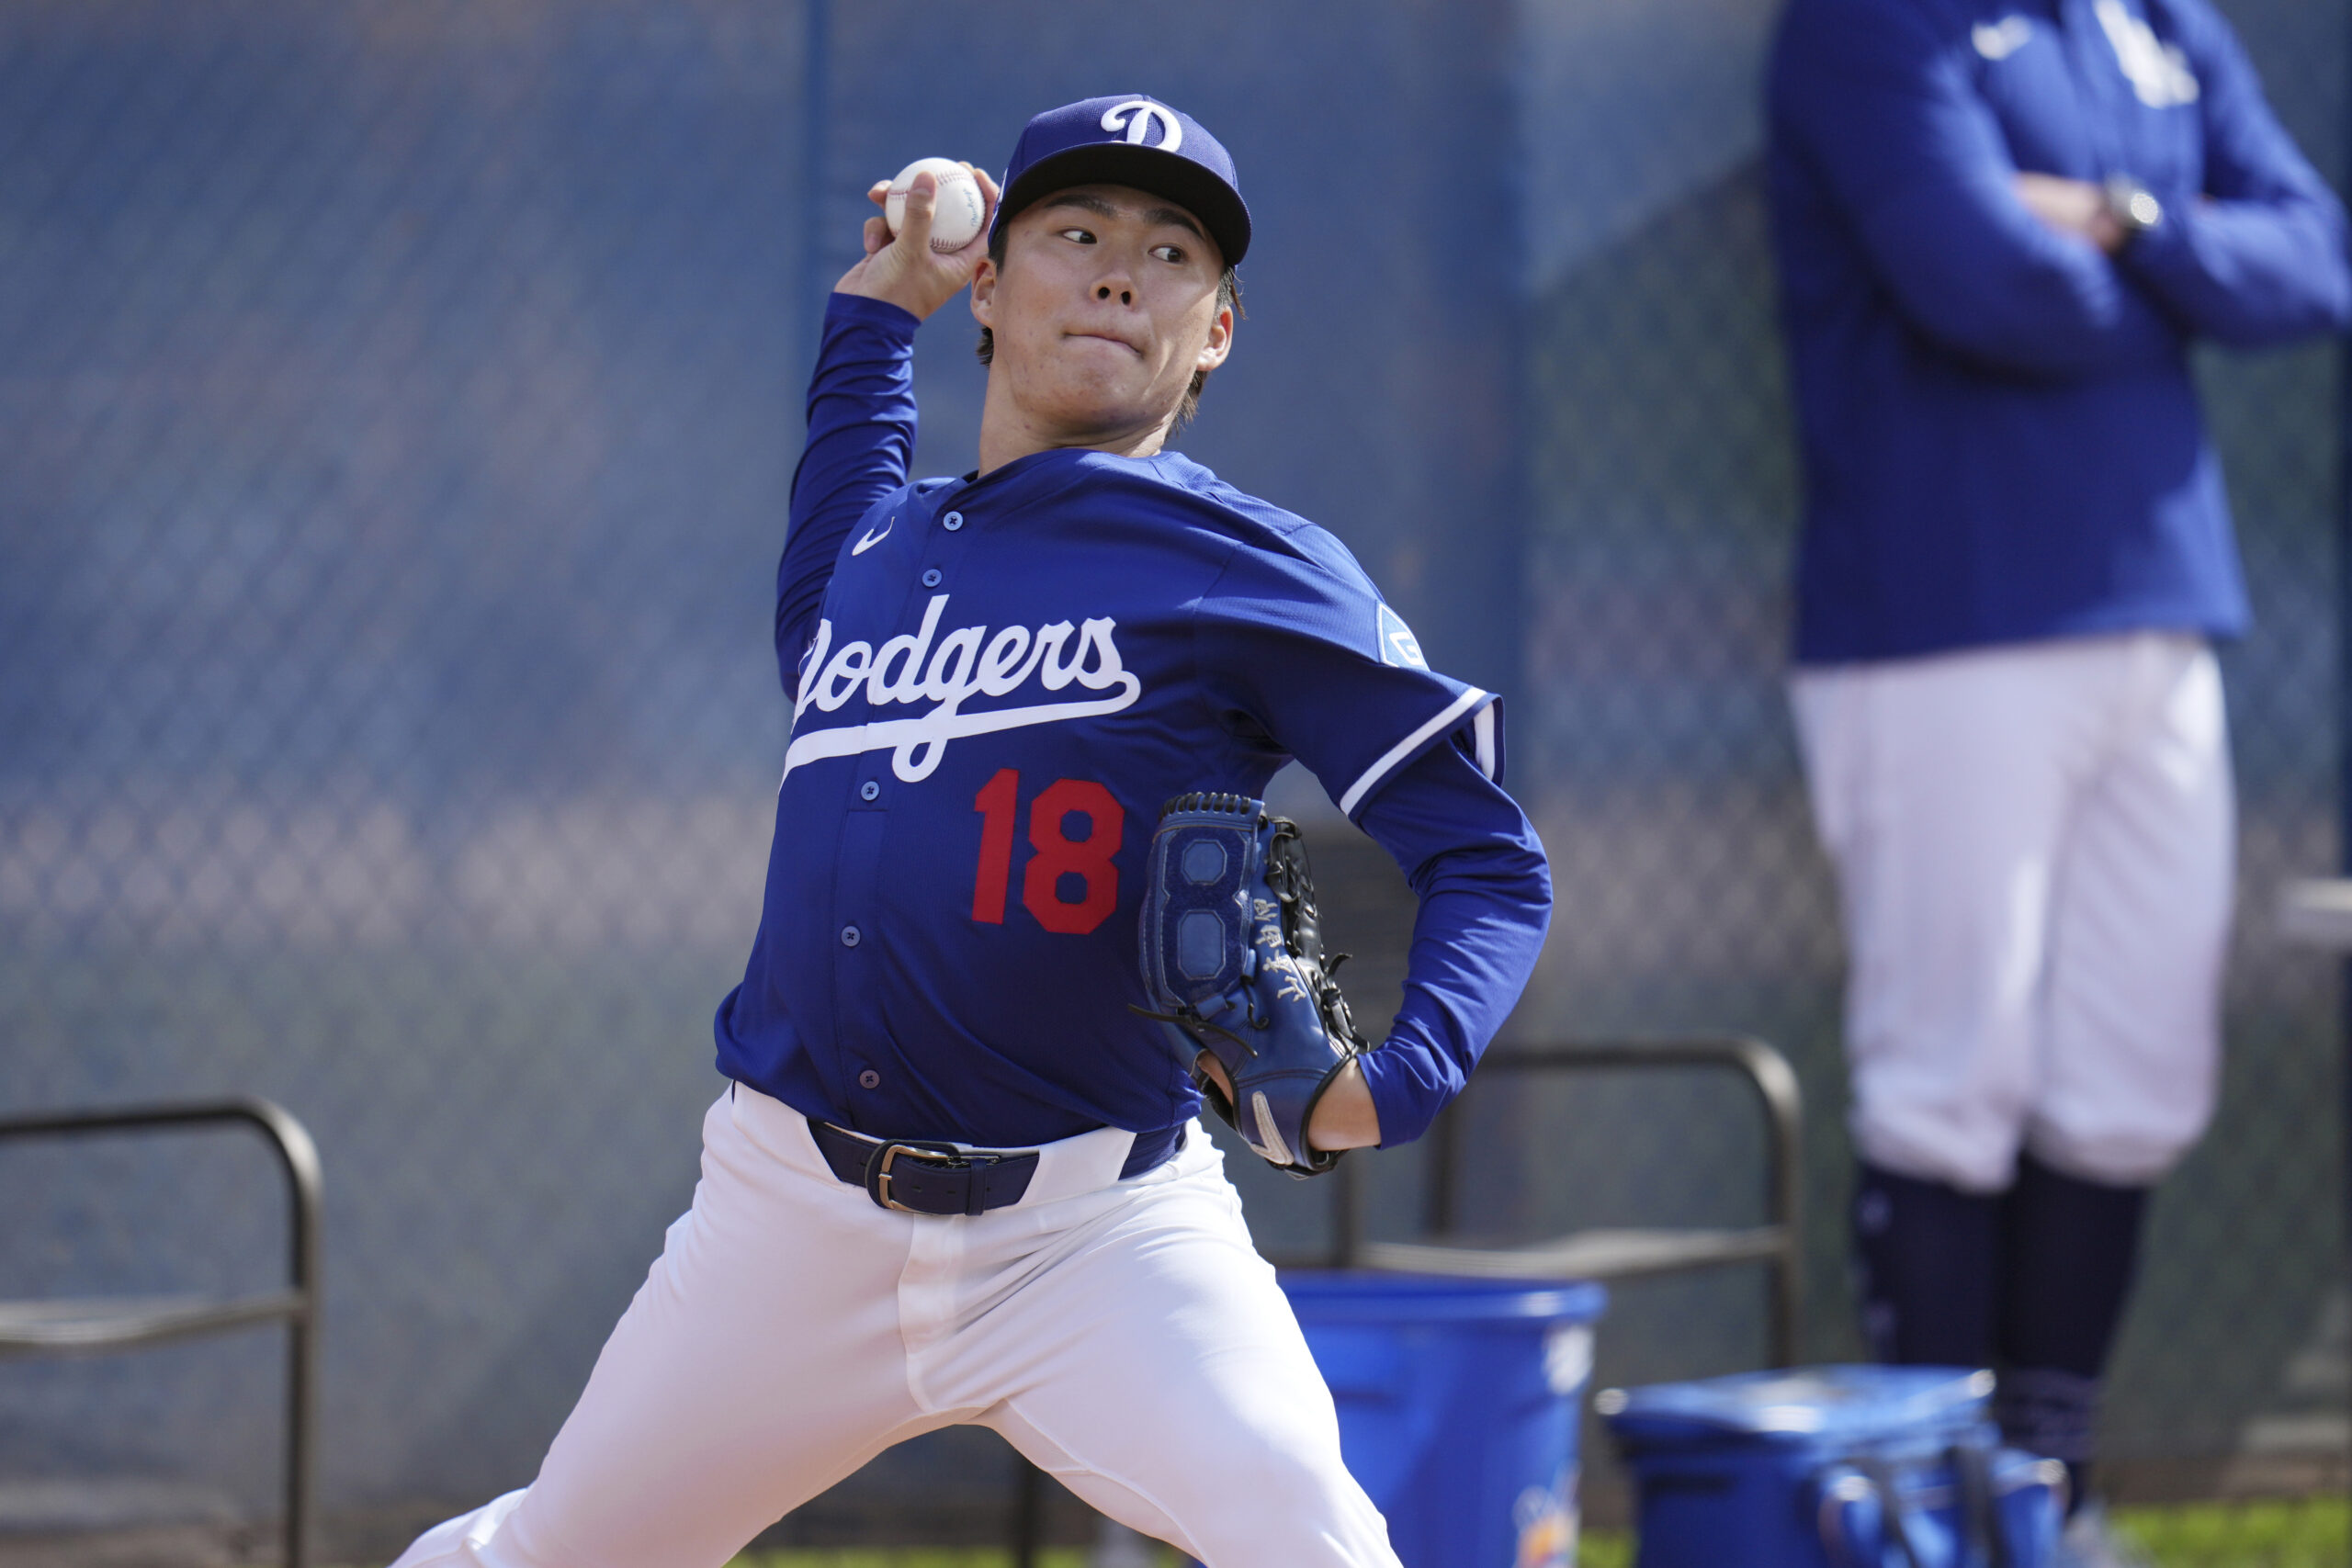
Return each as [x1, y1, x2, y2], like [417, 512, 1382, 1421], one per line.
[0, 6, 812, 1557]
[0, 0, 2343, 1562]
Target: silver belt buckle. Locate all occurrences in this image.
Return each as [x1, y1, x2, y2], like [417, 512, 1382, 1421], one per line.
[871, 1142, 926, 1213]
[868, 1140, 974, 1213]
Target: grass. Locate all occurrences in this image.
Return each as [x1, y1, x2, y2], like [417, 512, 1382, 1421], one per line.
[2112, 1497, 2350, 1567]
[723, 1497, 2350, 1566]
[1575, 1530, 1633, 1567]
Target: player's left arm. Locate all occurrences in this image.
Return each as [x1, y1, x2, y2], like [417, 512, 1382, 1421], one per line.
[2111, 0, 2352, 347]
[1317, 731, 1554, 1151]
[1187, 535, 1550, 1150]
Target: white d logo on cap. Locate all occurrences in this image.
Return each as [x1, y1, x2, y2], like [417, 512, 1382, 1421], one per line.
[1101, 100, 1183, 152]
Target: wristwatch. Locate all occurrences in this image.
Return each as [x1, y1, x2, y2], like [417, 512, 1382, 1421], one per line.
[2104, 175, 2164, 249]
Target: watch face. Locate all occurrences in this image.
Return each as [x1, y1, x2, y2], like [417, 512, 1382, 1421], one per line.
[2105, 175, 2162, 234]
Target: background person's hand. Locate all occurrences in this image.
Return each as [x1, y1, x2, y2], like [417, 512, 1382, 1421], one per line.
[835, 163, 1001, 321]
[2013, 171, 2126, 254]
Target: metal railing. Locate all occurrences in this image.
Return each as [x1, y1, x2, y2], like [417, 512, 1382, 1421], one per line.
[1335, 1035, 1804, 1369]
[0, 1099, 322, 1568]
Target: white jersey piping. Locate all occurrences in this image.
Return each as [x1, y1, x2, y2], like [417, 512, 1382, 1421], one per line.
[1336, 686, 1494, 818]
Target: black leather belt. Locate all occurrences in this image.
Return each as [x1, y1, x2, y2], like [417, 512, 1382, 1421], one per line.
[808, 1120, 1040, 1215]
[806, 1119, 1186, 1215]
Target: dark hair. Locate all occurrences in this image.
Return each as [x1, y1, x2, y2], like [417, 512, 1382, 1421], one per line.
[974, 224, 1242, 428]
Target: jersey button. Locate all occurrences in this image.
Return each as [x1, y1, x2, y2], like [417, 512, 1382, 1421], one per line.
[859, 780, 880, 802]
[942, 511, 964, 531]
[857, 1069, 881, 1090]
[921, 569, 943, 588]
[841, 925, 861, 947]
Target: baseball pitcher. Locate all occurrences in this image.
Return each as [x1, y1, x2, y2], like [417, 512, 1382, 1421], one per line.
[390, 95, 1552, 1568]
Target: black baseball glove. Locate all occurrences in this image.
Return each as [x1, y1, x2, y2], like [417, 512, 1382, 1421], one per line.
[1134, 792, 1371, 1177]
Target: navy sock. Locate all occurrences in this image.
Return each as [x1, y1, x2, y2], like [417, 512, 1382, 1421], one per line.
[1851, 1161, 2001, 1367]
[1994, 1153, 2150, 1510]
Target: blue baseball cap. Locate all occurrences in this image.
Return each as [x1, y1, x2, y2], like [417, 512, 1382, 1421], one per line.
[991, 95, 1250, 266]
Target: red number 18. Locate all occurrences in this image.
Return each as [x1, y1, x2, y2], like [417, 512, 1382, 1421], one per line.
[971, 769, 1124, 935]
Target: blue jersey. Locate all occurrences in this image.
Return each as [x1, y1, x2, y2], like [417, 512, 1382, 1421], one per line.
[715, 294, 1552, 1152]
[1767, 0, 2350, 663]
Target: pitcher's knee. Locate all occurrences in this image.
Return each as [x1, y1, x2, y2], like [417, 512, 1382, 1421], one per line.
[1174, 1440, 1395, 1567]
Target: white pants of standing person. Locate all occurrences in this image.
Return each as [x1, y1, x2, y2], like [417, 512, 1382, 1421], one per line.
[1790, 630, 2233, 1194]
[391, 1085, 1397, 1568]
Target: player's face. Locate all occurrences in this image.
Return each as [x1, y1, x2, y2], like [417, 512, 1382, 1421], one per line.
[971, 185, 1233, 444]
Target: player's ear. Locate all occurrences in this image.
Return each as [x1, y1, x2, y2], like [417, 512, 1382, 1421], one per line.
[970, 256, 999, 328]
[1195, 299, 1234, 374]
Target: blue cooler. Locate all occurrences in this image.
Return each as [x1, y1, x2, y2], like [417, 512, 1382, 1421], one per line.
[1280, 1272, 1608, 1568]
[1600, 1366, 2066, 1568]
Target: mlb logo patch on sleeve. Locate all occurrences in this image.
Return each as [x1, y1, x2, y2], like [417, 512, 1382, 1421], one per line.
[1376, 604, 1427, 670]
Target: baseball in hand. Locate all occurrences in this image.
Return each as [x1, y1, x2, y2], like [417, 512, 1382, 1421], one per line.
[885, 158, 987, 253]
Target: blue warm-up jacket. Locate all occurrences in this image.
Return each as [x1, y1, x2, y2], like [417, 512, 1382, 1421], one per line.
[1767, 0, 2352, 663]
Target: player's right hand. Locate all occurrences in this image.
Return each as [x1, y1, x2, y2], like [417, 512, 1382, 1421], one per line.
[834, 164, 1000, 322]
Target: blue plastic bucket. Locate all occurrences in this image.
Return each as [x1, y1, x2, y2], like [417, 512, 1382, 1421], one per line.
[1280, 1271, 1609, 1568]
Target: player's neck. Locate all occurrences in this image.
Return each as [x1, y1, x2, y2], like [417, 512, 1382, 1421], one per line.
[975, 381, 1178, 476]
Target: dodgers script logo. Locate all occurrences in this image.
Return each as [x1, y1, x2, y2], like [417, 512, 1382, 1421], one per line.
[786, 596, 1142, 784]
[1101, 99, 1183, 152]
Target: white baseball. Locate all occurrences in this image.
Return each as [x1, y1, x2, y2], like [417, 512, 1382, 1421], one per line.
[885, 158, 987, 254]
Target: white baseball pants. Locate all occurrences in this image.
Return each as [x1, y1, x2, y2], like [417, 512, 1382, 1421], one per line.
[390, 1085, 1398, 1568]
[1791, 631, 2232, 1193]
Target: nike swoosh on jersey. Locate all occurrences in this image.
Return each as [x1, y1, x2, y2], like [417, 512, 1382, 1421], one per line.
[851, 519, 893, 556]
